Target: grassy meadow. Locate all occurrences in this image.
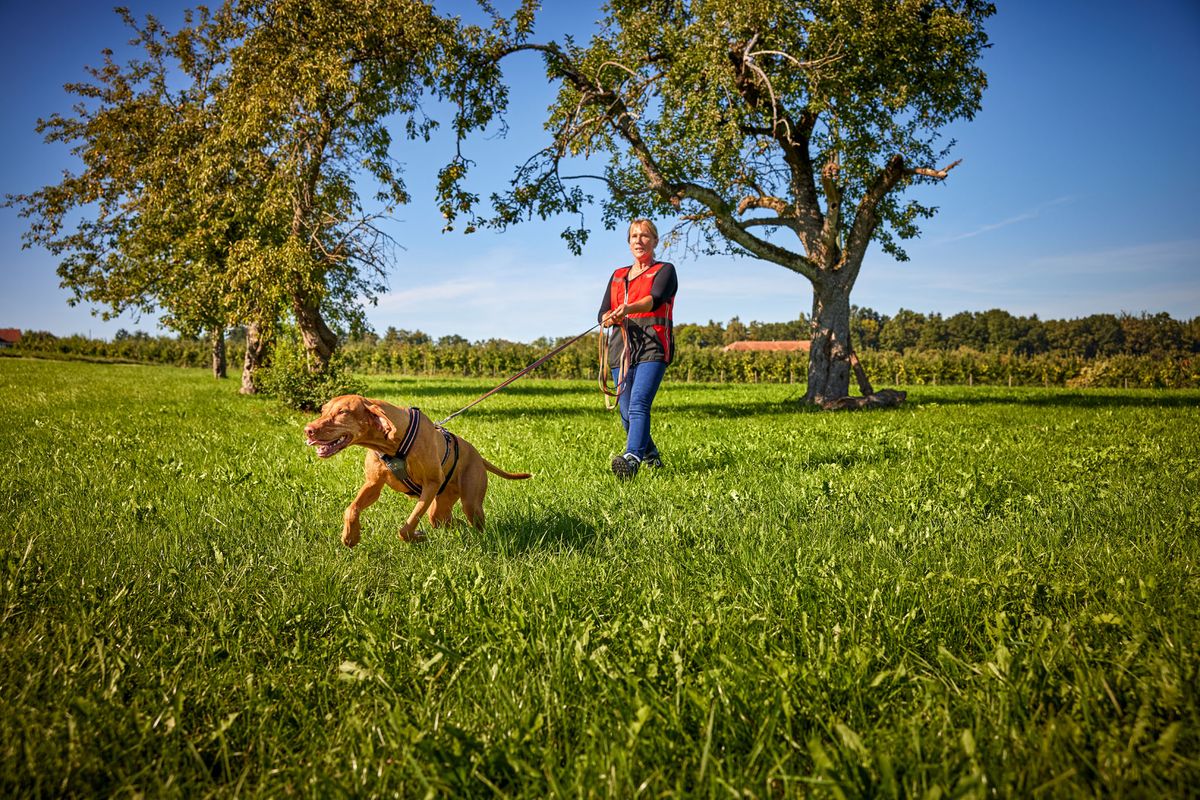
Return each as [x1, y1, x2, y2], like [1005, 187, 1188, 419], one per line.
[1, 357, 1198, 797]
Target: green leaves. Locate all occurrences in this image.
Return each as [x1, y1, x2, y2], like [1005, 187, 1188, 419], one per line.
[459, 0, 992, 286]
[9, 1, 514, 374]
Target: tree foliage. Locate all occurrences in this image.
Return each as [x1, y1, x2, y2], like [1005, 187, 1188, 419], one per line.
[7, 0, 509, 385]
[503, 0, 992, 267]
[215, 0, 471, 366]
[451, 0, 995, 402]
[7, 7, 239, 339]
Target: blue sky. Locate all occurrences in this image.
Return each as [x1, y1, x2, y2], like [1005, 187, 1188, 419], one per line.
[1, 1, 1197, 342]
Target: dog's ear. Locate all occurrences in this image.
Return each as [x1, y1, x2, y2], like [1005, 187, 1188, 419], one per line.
[364, 401, 396, 438]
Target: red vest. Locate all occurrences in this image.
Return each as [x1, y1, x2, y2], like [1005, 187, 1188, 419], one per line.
[609, 262, 674, 362]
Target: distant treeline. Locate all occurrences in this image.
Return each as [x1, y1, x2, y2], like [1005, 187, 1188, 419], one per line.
[673, 308, 1200, 358]
[7, 308, 1199, 389]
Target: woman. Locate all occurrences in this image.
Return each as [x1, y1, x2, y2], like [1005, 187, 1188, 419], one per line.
[599, 218, 678, 479]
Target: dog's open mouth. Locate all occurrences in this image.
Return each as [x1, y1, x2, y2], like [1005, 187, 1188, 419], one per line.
[308, 434, 351, 459]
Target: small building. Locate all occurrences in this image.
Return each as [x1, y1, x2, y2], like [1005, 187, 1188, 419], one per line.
[721, 340, 810, 352]
[0, 329, 21, 348]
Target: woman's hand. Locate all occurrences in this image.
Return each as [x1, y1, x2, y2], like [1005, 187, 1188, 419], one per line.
[603, 303, 629, 327]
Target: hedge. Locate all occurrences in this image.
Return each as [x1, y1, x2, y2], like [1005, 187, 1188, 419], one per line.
[8, 336, 1197, 389]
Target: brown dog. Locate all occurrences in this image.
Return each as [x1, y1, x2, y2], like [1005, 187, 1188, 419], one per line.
[304, 394, 531, 546]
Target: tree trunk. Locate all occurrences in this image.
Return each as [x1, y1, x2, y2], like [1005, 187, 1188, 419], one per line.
[805, 278, 853, 404]
[209, 327, 227, 379]
[293, 296, 337, 372]
[240, 321, 272, 395]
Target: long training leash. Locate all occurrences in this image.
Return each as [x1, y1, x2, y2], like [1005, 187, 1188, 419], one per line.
[597, 323, 630, 410]
[434, 322, 611, 427]
[597, 268, 639, 409]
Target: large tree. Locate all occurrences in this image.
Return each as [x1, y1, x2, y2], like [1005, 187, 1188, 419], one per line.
[9, 0, 498, 388]
[6, 6, 245, 379]
[215, 0, 458, 373]
[454, 0, 993, 403]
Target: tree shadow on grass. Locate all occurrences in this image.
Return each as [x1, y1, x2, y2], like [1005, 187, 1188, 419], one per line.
[404, 400, 822, 427]
[922, 390, 1200, 410]
[664, 398, 815, 418]
[363, 378, 597, 400]
[664, 443, 899, 474]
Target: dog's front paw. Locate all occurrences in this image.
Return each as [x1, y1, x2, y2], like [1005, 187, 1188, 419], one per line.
[399, 528, 428, 544]
[341, 530, 361, 548]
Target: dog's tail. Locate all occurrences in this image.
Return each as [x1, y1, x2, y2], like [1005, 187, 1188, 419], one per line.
[481, 458, 533, 480]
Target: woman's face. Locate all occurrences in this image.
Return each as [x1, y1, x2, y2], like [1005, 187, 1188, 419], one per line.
[628, 224, 657, 264]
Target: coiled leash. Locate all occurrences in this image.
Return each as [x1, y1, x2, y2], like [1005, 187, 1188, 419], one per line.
[597, 323, 631, 411]
[434, 322, 608, 427]
[597, 269, 638, 410]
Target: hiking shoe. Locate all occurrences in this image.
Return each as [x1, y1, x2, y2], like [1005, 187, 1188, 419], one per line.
[611, 452, 640, 480]
[642, 452, 664, 469]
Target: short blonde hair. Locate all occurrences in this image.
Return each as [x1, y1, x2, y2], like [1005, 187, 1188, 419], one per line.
[628, 218, 658, 242]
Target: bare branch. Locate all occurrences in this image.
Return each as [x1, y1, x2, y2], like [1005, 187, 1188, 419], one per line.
[741, 216, 792, 229]
[742, 174, 768, 198]
[727, 44, 824, 248]
[746, 48, 843, 72]
[736, 195, 790, 215]
[741, 55, 789, 141]
[597, 60, 639, 80]
[911, 159, 962, 179]
[559, 173, 615, 184]
[843, 154, 909, 278]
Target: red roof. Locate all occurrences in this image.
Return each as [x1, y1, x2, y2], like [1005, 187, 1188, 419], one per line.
[722, 340, 810, 352]
[0, 329, 21, 344]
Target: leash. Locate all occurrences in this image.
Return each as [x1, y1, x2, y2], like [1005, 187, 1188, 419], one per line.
[597, 324, 630, 410]
[597, 269, 639, 410]
[434, 322, 603, 427]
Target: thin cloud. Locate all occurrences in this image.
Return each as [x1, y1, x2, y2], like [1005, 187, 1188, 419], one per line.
[937, 196, 1075, 243]
[857, 236, 1200, 319]
[375, 278, 498, 311]
[368, 250, 604, 339]
[1028, 239, 1200, 275]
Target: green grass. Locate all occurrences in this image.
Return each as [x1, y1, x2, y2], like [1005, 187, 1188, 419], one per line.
[1, 358, 1198, 798]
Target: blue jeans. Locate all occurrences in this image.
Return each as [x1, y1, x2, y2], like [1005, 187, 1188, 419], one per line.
[611, 360, 666, 459]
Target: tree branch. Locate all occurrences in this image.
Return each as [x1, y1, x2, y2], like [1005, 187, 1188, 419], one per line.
[501, 41, 820, 278]
[841, 154, 917, 284]
[736, 195, 790, 215]
[911, 159, 962, 179]
[741, 216, 792, 229]
[820, 158, 842, 256]
[727, 42, 825, 251]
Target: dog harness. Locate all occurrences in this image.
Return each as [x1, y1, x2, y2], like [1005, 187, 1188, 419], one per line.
[377, 407, 461, 497]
